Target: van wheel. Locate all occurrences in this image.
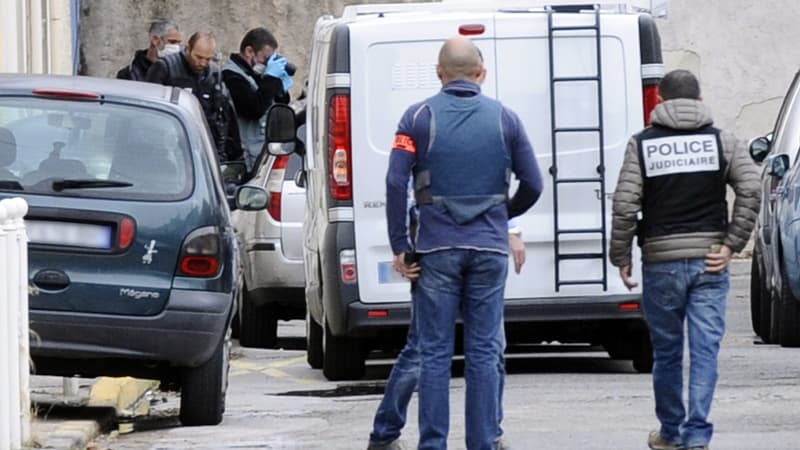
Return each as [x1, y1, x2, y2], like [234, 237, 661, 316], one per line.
[602, 340, 630, 360]
[239, 288, 278, 349]
[778, 263, 800, 347]
[306, 311, 323, 369]
[322, 318, 366, 381]
[750, 256, 762, 336]
[631, 331, 653, 374]
[180, 333, 229, 426]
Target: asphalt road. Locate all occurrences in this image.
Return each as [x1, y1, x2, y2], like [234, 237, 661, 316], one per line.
[88, 260, 800, 449]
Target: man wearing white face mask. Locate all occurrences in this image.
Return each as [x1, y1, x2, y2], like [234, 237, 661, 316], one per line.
[116, 19, 182, 81]
[222, 27, 293, 170]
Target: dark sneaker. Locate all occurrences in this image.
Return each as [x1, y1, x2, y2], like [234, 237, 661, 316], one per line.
[366, 439, 409, 450]
[648, 431, 685, 450]
[495, 436, 512, 449]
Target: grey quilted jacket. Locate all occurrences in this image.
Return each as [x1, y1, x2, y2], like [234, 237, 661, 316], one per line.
[609, 98, 761, 267]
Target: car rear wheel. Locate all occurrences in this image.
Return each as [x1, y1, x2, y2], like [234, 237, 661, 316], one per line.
[750, 256, 762, 336]
[322, 317, 366, 381]
[778, 263, 800, 347]
[230, 310, 240, 339]
[769, 289, 782, 345]
[239, 287, 278, 349]
[757, 259, 773, 343]
[306, 310, 323, 369]
[179, 333, 229, 426]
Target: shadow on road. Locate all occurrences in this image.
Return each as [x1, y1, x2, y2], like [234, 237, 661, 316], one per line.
[274, 345, 642, 398]
[274, 336, 306, 351]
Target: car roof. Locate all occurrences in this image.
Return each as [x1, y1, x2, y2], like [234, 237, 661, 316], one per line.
[0, 73, 185, 107]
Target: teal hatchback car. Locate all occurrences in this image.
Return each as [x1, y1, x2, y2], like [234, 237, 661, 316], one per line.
[0, 74, 266, 426]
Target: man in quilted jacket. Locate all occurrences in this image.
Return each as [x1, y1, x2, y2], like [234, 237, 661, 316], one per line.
[609, 69, 760, 450]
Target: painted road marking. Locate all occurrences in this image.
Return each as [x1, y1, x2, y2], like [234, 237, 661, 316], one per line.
[231, 355, 319, 385]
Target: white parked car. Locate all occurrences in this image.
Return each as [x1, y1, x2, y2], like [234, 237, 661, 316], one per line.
[233, 106, 306, 348]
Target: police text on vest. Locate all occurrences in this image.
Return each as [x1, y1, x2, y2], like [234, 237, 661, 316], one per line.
[641, 134, 719, 177]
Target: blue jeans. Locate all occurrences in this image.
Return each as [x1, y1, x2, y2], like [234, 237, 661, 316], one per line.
[413, 249, 507, 450]
[368, 293, 507, 446]
[642, 259, 729, 448]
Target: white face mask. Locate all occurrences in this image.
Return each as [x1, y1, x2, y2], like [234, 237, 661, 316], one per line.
[158, 43, 181, 58]
[252, 63, 266, 74]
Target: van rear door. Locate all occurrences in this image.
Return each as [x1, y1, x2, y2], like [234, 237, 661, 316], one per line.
[348, 13, 497, 304]
[494, 10, 644, 299]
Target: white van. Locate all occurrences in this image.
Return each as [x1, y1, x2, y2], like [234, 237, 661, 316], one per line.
[300, 0, 667, 380]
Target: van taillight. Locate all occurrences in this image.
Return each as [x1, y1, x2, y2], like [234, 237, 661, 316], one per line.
[459, 24, 486, 36]
[267, 155, 289, 221]
[340, 249, 357, 284]
[328, 94, 352, 201]
[178, 227, 221, 278]
[643, 84, 660, 126]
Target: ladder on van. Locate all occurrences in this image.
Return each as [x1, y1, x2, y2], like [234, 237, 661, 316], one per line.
[546, 4, 608, 292]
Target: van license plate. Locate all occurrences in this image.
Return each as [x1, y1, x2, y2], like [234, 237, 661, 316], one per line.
[26, 220, 113, 249]
[378, 261, 406, 284]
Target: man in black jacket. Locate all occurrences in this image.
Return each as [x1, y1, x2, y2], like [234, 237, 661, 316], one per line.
[223, 27, 292, 169]
[146, 32, 243, 162]
[116, 19, 182, 81]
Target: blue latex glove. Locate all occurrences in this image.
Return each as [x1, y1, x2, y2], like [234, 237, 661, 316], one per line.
[280, 71, 294, 92]
[265, 53, 287, 78]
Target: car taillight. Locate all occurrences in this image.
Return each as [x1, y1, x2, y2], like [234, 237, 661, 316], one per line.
[178, 227, 221, 278]
[643, 83, 660, 126]
[340, 249, 357, 284]
[118, 217, 136, 250]
[328, 94, 352, 201]
[267, 155, 289, 221]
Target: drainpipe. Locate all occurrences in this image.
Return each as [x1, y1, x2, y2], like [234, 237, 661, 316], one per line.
[71, 0, 80, 74]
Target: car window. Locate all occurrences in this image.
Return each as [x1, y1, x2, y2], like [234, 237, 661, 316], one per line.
[0, 97, 193, 201]
[284, 152, 303, 180]
[769, 72, 800, 164]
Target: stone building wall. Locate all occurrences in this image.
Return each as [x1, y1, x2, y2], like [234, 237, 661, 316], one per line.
[80, 0, 800, 139]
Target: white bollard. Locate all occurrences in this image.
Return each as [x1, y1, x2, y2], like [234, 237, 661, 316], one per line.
[12, 198, 30, 445]
[0, 201, 10, 450]
[0, 198, 29, 450]
[3, 199, 21, 450]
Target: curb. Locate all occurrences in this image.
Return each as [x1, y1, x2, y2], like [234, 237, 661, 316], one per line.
[29, 376, 160, 449]
[29, 420, 99, 450]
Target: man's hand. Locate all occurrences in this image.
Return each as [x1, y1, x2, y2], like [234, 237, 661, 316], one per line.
[705, 244, 732, 273]
[280, 71, 294, 92]
[265, 53, 288, 78]
[393, 253, 421, 282]
[619, 264, 638, 290]
[509, 233, 525, 274]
